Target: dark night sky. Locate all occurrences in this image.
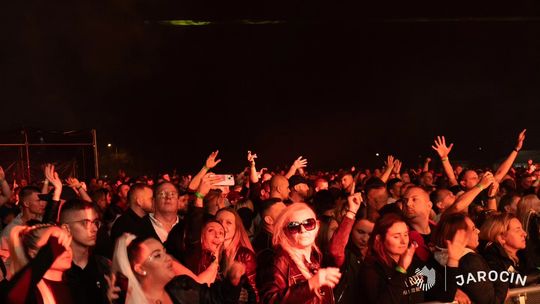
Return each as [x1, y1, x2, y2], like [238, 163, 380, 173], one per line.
[1, 0, 540, 176]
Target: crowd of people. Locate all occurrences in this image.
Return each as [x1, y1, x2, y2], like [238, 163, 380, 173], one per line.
[0, 129, 539, 304]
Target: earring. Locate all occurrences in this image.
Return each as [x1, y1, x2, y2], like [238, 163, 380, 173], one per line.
[142, 271, 147, 276]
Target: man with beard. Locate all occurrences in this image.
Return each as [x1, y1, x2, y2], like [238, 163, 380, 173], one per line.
[288, 175, 311, 203]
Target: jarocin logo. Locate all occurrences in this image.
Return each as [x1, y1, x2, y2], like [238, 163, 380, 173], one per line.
[456, 270, 527, 287]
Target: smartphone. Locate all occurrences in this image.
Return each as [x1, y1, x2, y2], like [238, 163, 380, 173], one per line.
[213, 174, 235, 186]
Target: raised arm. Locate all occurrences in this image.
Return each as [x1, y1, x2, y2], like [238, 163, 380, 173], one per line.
[66, 177, 92, 203]
[284, 156, 307, 179]
[0, 167, 11, 206]
[247, 151, 259, 184]
[328, 193, 362, 267]
[188, 151, 222, 191]
[193, 173, 224, 208]
[423, 157, 431, 173]
[486, 180, 499, 211]
[494, 129, 526, 182]
[380, 155, 395, 183]
[444, 172, 494, 215]
[431, 136, 458, 187]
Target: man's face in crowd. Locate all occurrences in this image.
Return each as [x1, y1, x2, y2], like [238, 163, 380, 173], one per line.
[294, 183, 310, 199]
[177, 194, 189, 214]
[118, 184, 130, 200]
[64, 208, 100, 247]
[421, 172, 433, 186]
[403, 187, 432, 222]
[155, 183, 179, 214]
[341, 175, 353, 192]
[436, 189, 455, 212]
[24, 192, 46, 216]
[140, 187, 154, 213]
[367, 187, 388, 211]
[461, 170, 479, 190]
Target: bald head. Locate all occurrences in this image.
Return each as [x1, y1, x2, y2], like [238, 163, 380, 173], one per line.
[270, 175, 290, 200]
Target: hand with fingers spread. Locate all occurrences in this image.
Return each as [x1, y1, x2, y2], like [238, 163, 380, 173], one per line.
[432, 136, 454, 159]
[292, 156, 308, 170]
[514, 129, 526, 152]
[205, 150, 222, 169]
[104, 273, 121, 303]
[308, 267, 342, 291]
[385, 155, 395, 170]
[66, 177, 82, 189]
[198, 173, 224, 197]
[44, 164, 63, 201]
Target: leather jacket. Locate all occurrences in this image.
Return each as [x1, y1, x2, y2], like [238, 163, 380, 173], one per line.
[261, 246, 334, 304]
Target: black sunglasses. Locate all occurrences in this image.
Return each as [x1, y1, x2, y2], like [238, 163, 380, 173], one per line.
[286, 218, 317, 234]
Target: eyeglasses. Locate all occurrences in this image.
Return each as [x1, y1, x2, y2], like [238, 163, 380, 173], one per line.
[286, 218, 317, 234]
[66, 219, 101, 229]
[157, 191, 178, 199]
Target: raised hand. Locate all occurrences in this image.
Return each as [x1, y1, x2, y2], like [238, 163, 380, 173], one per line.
[292, 156, 308, 170]
[385, 155, 395, 169]
[515, 129, 526, 151]
[0, 166, 5, 182]
[398, 241, 418, 271]
[488, 180, 499, 198]
[66, 177, 82, 189]
[432, 136, 454, 158]
[309, 267, 342, 290]
[347, 193, 363, 214]
[198, 173, 225, 196]
[44, 164, 62, 191]
[247, 151, 258, 165]
[227, 261, 246, 286]
[104, 273, 121, 303]
[478, 171, 495, 189]
[393, 159, 402, 175]
[205, 150, 222, 169]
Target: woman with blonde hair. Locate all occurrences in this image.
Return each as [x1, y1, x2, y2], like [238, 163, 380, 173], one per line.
[215, 207, 257, 303]
[261, 202, 341, 303]
[515, 194, 540, 273]
[479, 212, 540, 290]
[1, 224, 73, 304]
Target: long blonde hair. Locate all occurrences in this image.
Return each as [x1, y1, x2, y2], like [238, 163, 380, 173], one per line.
[216, 208, 254, 271]
[111, 233, 149, 304]
[272, 203, 320, 280]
